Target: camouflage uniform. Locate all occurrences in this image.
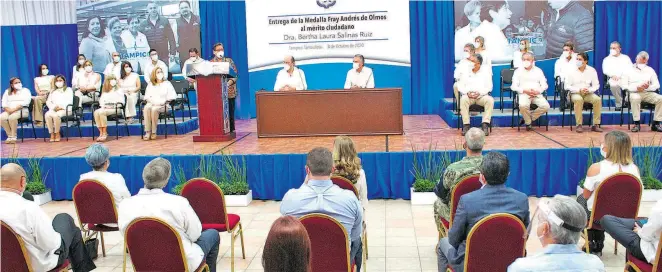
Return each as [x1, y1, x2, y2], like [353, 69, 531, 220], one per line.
[434, 155, 483, 234]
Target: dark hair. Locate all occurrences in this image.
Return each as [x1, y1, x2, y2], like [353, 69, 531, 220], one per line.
[290, 56, 296, 64]
[179, 0, 191, 8]
[82, 16, 106, 38]
[354, 54, 365, 64]
[213, 43, 223, 51]
[8, 77, 21, 93]
[306, 147, 333, 176]
[76, 54, 86, 70]
[480, 152, 510, 185]
[563, 41, 575, 51]
[480, 1, 507, 23]
[38, 64, 48, 75]
[474, 54, 484, 65]
[262, 216, 311, 272]
[577, 52, 589, 63]
[149, 48, 158, 54]
[188, 48, 199, 54]
[120, 61, 133, 79]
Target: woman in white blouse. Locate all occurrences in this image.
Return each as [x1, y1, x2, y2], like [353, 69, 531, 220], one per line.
[473, 36, 492, 74]
[32, 64, 54, 125]
[1, 77, 32, 144]
[44, 75, 74, 142]
[75, 60, 101, 107]
[143, 67, 176, 140]
[119, 61, 140, 124]
[94, 75, 125, 142]
[72, 54, 86, 89]
[513, 39, 531, 69]
[579, 131, 641, 255]
[332, 136, 369, 211]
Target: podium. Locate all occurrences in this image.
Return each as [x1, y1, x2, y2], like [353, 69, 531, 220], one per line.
[186, 62, 236, 142]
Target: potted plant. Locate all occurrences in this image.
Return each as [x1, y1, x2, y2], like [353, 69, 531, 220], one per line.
[217, 153, 251, 206]
[171, 164, 188, 195]
[635, 137, 662, 201]
[410, 142, 455, 205]
[25, 157, 51, 205]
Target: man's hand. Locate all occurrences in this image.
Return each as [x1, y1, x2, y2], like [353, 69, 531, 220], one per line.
[468, 92, 479, 99]
[54, 106, 62, 111]
[637, 85, 646, 92]
[186, 78, 194, 83]
[350, 85, 360, 89]
[633, 224, 641, 233]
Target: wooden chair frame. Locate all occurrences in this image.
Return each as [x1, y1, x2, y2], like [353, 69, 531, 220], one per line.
[300, 213, 353, 272]
[72, 179, 119, 258]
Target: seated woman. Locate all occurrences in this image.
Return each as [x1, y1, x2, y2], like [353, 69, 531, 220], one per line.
[1, 77, 32, 144]
[80, 143, 130, 210]
[32, 64, 54, 126]
[75, 60, 101, 107]
[332, 136, 368, 210]
[93, 75, 124, 142]
[119, 61, 140, 124]
[262, 215, 311, 272]
[578, 130, 641, 255]
[142, 66, 176, 140]
[44, 75, 74, 142]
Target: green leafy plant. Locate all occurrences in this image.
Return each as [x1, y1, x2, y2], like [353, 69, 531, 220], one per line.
[217, 152, 250, 195]
[412, 179, 436, 192]
[635, 136, 662, 190]
[25, 157, 49, 194]
[198, 155, 223, 183]
[578, 139, 602, 189]
[410, 141, 459, 192]
[172, 164, 188, 195]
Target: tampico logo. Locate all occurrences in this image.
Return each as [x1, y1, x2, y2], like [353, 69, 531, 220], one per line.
[317, 0, 336, 9]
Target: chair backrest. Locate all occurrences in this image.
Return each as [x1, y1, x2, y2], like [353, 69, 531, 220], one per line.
[299, 213, 351, 272]
[500, 68, 515, 85]
[331, 175, 359, 198]
[589, 173, 642, 228]
[1, 222, 32, 272]
[124, 217, 190, 271]
[464, 213, 526, 272]
[171, 79, 189, 95]
[72, 179, 119, 225]
[180, 178, 230, 226]
[449, 174, 482, 227]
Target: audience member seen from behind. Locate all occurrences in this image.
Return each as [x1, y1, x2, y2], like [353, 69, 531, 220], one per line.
[0, 163, 96, 272]
[280, 147, 364, 272]
[437, 151, 530, 272]
[508, 195, 605, 271]
[44, 75, 74, 142]
[142, 66, 177, 140]
[434, 127, 484, 235]
[262, 215, 312, 272]
[577, 130, 641, 255]
[1, 77, 32, 144]
[80, 143, 131, 210]
[601, 198, 662, 267]
[118, 157, 220, 272]
[32, 63, 55, 126]
[94, 75, 125, 142]
[333, 136, 369, 209]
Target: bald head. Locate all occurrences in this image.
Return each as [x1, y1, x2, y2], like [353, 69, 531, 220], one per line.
[1, 163, 26, 189]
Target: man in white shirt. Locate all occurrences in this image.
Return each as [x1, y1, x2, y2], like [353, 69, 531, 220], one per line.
[512, 52, 550, 131]
[80, 144, 131, 210]
[344, 54, 374, 89]
[566, 52, 603, 133]
[118, 158, 220, 272]
[144, 49, 169, 84]
[554, 41, 578, 83]
[274, 55, 307, 91]
[454, 43, 476, 100]
[622, 51, 662, 132]
[104, 52, 122, 79]
[602, 41, 633, 110]
[458, 54, 494, 136]
[601, 199, 661, 266]
[0, 163, 96, 272]
[181, 47, 205, 91]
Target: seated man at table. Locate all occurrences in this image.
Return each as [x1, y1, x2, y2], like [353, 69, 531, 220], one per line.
[344, 54, 374, 89]
[437, 152, 530, 272]
[274, 55, 307, 91]
[457, 54, 494, 136]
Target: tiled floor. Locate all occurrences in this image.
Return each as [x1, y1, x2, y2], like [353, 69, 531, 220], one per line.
[40, 198, 656, 272]
[2, 115, 659, 158]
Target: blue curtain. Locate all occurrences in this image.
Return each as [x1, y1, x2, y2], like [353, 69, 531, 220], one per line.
[409, 1, 455, 114]
[199, 1, 251, 120]
[0, 24, 78, 94]
[595, 1, 662, 82]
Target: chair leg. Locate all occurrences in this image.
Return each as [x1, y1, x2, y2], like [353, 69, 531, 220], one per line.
[173, 115, 178, 135]
[122, 242, 128, 272]
[230, 229, 235, 272]
[614, 239, 617, 255]
[65, 120, 70, 141]
[31, 121, 36, 139]
[100, 232, 106, 257]
[583, 229, 590, 254]
[20, 120, 24, 142]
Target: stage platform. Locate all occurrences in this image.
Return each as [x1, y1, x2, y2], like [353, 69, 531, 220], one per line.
[2, 115, 660, 202]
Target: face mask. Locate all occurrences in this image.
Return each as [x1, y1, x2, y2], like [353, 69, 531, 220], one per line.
[352, 62, 359, 70]
[463, 52, 470, 59]
[151, 55, 158, 61]
[519, 44, 526, 50]
[85, 66, 93, 73]
[522, 60, 532, 68]
[283, 63, 290, 70]
[110, 80, 117, 87]
[637, 63, 648, 69]
[42, 69, 49, 76]
[216, 51, 224, 58]
[156, 73, 164, 80]
[473, 42, 481, 48]
[610, 49, 618, 56]
[124, 67, 132, 73]
[13, 83, 23, 90]
[600, 144, 607, 158]
[78, 59, 85, 65]
[576, 61, 583, 68]
[561, 51, 569, 57]
[55, 82, 64, 88]
[113, 56, 120, 62]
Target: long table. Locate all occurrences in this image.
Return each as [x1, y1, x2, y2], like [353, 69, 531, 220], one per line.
[255, 88, 403, 137]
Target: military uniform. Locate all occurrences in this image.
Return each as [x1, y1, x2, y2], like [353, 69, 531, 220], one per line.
[433, 155, 483, 234]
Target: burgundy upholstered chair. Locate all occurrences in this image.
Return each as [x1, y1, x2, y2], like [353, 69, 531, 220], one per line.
[439, 174, 482, 238]
[300, 213, 354, 272]
[625, 234, 661, 272]
[1, 221, 70, 272]
[123, 217, 208, 272]
[72, 179, 120, 257]
[331, 175, 369, 260]
[180, 178, 245, 271]
[447, 213, 527, 272]
[583, 173, 642, 255]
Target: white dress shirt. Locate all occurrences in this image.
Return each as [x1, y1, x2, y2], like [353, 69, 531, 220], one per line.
[638, 199, 662, 263]
[458, 67, 493, 96]
[475, 50, 493, 75]
[622, 65, 661, 92]
[118, 188, 204, 272]
[0, 191, 62, 272]
[274, 67, 307, 91]
[344, 66, 374, 89]
[144, 81, 177, 106]
[143, 60, 169, 84]
[566, 65, 600, 93]
[511, 66, 549, 94]
[99, 89, 125, 108]
[46, 87, 74, 110]
[454, 59, 473, 80]
[554, 53, 578, 82]
[602, 54, 633, 87]
[104, 62, 122, 79]
[80, 171, 131, 210]
[2, 88, 32, 108]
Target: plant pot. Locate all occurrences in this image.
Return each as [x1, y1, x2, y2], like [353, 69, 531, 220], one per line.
[225, 190, 252, 207]
[410, 187, 437, 205]
[32, 190, 52, 206]
[577, 186, 662, 202]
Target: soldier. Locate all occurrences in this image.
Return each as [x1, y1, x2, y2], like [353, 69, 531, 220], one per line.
[433, 128, 485, 234]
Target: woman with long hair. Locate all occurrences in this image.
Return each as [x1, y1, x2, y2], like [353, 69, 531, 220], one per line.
[44, 75, 74, 142]
[32, 63, 55, 125]
[72, 54, 86, 89]
[1, 77, 32, 144]
[513, 39, 531, 69]
[119, 61, 140, 123]
[333, 136, 369, 209]
[142, 66, 176, 140]
[262, 216, 311, 272]
[473, 36, 492, 74]
[79, 16, 111, 72]
[94, 75, 124, 142]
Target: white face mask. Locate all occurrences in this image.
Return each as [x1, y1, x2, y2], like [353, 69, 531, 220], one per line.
[463, 52, 470, 59]
[85, 66, 93, 73]
[352, 62, 359, 70]
[637, 63, 648, 69]
[283, 63, 291, 70]
[610, 49, 618, 56]
[519, 44, 526, 50]
[600, 144, 607, 158]
[522, 60, 532, 68]
[473, 41, 481, 48]
[78, 59, 85, 65]
[55, 82, 64, 88]
[110, 80, 117, 87]
[561, 51, 569, 58]
[113, 56, 120, 62]
[215, 51, 224, 58]
[124, 67, 132, 73]
[576, 61, 583, 68]
[42, 69, 49, 76]
[151, 55, 158, 61]
[156, 72, 164, 80]
[13, 83, 23, 90]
